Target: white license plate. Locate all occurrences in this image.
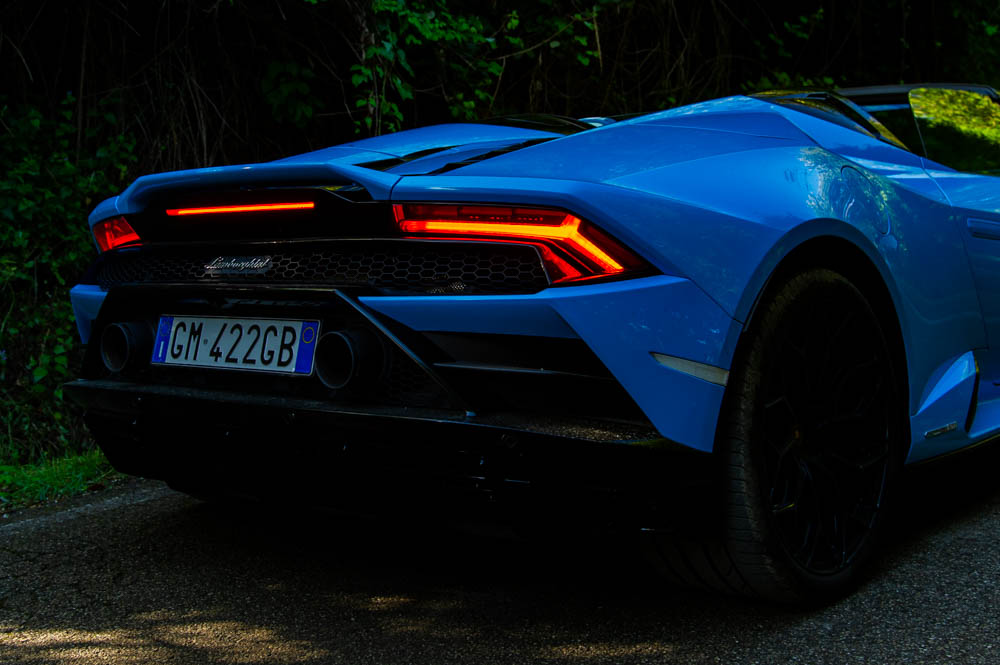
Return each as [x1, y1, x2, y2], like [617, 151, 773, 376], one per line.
[150, 316, 320, 374]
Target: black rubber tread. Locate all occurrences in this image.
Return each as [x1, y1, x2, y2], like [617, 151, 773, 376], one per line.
[646, 268, 902, 603]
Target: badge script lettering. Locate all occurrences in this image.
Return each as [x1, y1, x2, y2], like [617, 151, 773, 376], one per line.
[203, 256, 273, 275]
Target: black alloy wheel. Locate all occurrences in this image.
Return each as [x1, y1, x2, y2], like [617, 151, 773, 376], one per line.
[648, 268, 903, 603]
[752, 269, 898, 582]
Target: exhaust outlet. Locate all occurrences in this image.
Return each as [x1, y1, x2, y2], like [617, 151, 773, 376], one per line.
[315, 328, 385, 390]
[100, 322, 152, 373]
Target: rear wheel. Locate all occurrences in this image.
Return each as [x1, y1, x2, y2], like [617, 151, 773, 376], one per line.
[649, 268, 903, 603]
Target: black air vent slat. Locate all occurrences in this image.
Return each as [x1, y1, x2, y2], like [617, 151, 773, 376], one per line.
[426, 138, 552, 175]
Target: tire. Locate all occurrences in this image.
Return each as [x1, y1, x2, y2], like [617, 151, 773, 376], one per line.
[648, 268, 904, 603]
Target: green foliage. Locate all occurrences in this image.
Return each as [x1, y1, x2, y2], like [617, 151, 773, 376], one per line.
[912, 87, 1000, 136]
[350, 0, 609, 134]
[744, 9, 836, 92]
[351, 0, 494, 134]
[262, 60, 323, 128]
[0, 94, 135, 463]
[947, 5, 1000, 85]
[0, 449, 119, 509]
[910, 87, 1000, 174]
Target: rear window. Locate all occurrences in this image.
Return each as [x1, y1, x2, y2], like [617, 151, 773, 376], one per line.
[865, 105, 923, 156]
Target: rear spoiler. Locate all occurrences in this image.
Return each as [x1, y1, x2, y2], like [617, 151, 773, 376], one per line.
[89, 159, 401, 228]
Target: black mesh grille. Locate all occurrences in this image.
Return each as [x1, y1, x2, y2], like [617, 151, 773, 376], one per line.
[93, 241, 549, 295]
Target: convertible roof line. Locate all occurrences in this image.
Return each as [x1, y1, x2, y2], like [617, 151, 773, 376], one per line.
[838, 83, 1000, 103]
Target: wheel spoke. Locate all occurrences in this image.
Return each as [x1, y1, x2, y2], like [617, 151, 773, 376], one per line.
[764, 395, 798, 423]
[828, 445, 889, 473]
[772, 500, 798, 515]
[755, 278, 897, 576]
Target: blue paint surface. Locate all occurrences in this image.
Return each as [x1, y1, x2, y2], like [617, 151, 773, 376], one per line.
[907, 351, 978, 463]
[70, 92, 1000, 460]
[69, 284, 107, 344]
[363, 275, 739, 451]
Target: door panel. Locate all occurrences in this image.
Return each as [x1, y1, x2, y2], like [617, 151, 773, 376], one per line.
[927, 170, 1000, 383]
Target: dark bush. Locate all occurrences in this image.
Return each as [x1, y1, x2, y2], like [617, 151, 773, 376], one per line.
[0, 95, 135, 462]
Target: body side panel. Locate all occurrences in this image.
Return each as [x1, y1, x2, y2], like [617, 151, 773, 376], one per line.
[362, 275, 739, 452]
[919, 167, 1000, 449]
[397, 145, 984, 423]
[907, 351, 978, 462]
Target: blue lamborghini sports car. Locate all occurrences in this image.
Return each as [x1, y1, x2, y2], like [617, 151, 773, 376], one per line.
[67, 83, 1000, 602]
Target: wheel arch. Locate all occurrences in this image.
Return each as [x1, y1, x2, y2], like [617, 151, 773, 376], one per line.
[733, 228, 912, 455]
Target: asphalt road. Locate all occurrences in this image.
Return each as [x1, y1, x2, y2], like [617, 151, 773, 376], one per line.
[3, 447, 1000, 665]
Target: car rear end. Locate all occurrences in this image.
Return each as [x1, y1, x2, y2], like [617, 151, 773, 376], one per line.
[67, 161, 729, 530]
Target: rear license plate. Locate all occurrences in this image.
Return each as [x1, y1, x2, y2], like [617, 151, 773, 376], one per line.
[150, 316, 320, 374]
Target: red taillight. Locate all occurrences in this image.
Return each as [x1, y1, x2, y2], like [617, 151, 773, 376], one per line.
[92, 216, 141, 252]
[165, 202, 315, 216]
[393, 203, 645, 283]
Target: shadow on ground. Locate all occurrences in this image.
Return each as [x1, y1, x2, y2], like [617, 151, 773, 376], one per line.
[3, 445, 1000, 664]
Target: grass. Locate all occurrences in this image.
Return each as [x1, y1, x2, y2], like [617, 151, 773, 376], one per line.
[0, 449, 121, 512]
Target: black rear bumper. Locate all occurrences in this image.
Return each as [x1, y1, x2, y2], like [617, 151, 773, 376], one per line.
[67, 378, 716, 531]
